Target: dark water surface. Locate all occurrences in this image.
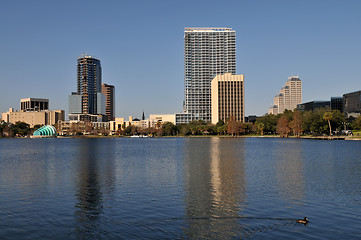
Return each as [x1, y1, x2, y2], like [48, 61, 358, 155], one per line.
[1, 137, 361, 239]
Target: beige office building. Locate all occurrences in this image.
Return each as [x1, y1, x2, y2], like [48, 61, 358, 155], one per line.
[268, 76, 302, 115]
[2, 98, 65, 127]
[211, 73, 245, 124]
[3, 109, 64, 127]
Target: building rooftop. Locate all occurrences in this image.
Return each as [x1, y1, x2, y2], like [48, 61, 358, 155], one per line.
[20, 98, 49, 102]
[287, 76, 301, 81]
[77, 54, 100, 61]
[184, 27, 233, 32]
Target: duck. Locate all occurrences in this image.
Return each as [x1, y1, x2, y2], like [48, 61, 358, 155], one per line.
[296, 217, 309, 225]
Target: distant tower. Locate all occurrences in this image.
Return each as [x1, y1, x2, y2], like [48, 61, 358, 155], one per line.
[268, 76, 302, 114]
[142, 111, 145, 120]
[184, 27, 236, 122]
[101, 83, 115, 121]
[77, 55, 102, 115]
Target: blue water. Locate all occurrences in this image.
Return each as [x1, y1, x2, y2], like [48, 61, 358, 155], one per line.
[0, 137, 361, 239]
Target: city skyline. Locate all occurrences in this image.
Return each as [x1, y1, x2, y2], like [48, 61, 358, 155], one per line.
[1, 0, 361, 118]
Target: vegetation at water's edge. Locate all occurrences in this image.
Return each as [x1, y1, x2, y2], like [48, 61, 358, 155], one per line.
[0, 121, 43, 137]
[1, 108, 361, 138]
[120, 108, 360, 137]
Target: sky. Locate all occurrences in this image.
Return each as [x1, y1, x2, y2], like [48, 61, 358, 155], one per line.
[1, 0, 361, 118]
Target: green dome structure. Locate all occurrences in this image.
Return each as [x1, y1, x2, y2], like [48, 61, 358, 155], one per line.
[32, 125, 57, 138]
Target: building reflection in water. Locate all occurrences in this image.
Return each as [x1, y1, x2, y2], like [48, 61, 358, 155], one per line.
[183, 137, 246, 239]
[73, 138, 116, 239]
[275, 140, 305, 204]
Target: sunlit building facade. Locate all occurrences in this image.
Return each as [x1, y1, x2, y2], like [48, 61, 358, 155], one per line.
[211, 73, 244, 124]
[68, 55, 106, 121]
[269, 76, 302, 114]
[101, 83, 115, 121]
[184, 27, 236, 122]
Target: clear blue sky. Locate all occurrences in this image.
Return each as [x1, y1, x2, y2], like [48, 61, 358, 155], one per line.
[1, 0, 360, 118]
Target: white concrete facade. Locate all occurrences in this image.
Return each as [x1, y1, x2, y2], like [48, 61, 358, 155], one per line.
[184, 27, 236, 122]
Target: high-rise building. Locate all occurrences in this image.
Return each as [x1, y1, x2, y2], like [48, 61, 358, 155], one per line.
[184, 27, 236, 122]
[211, 73, 244, 124]
[69, 55, 106, 121]
[268, 76, 302, 114]
[101, 83, 115, 121]
[76, 55, 102, 115]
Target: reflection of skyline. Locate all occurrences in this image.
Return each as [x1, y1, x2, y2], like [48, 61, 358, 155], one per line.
[275, 140, 305, 204]
[74, 139, 116, 239]
[183, 138, 246, 239]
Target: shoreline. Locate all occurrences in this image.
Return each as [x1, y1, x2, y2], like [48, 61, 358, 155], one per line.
[2, 135, 361, 140]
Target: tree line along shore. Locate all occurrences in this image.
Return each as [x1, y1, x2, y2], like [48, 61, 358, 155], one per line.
[1, 108, 361, 138]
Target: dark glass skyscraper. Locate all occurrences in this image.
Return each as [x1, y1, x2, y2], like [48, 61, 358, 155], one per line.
[77, 55, 102, 115]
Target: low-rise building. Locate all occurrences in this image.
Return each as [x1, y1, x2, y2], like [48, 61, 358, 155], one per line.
[20, 98, 49, 111]
[58, 120, 111, 135]
[1, 98, 65, 127]
[331, 97, 343, 112]
[4, 110, 65, 127]
[68, 113, 107, 122]
[343, 90, 361, 117]
[297, 101, 330, 111]
[149, 114, 176, 127]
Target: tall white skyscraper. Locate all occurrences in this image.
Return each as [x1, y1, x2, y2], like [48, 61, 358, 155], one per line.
[268, 76, 302, 114]
[184, 27, 236, 122]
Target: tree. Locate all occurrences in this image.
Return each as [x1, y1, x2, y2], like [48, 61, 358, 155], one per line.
[188, 120, 207, 135]
[256, 114, 278, 134]
[302, 108, 329, 135]
[0, 122, 6, 137]
[124, 125, 133, 136]
[155, 121, 163, 136]
[323, 111, 333, 135]
[352, 116, 361, 130]
[330, 110, 345, 133]
[177, 124, 191, 136]
[84, 121, 93, 134]
[239, 123, 246, 135]
[276, 115, 290, 137]
[10, 121, 31, 137]
[227, 116, 239, 136]
[162, 122, 176, 136]
[256, 122, 265, 136]
[290, 110, 303, 137]
[215, 120, 226, 135]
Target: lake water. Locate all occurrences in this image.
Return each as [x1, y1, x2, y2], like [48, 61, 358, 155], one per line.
[0, 137, 361, 239]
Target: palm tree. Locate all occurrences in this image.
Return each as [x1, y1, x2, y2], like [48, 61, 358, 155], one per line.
[257, 122, 265, 136]
[323, 112, 333, 136]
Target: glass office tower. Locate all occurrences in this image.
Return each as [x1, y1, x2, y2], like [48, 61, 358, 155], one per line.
[184, 27, 236, 122]
[77, 55, 102, 115]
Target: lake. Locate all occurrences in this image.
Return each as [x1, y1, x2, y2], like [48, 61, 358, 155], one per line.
[0, 137, 361, 239]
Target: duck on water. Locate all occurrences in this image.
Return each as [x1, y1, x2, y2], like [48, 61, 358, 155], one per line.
[296, 217, 309, 225]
